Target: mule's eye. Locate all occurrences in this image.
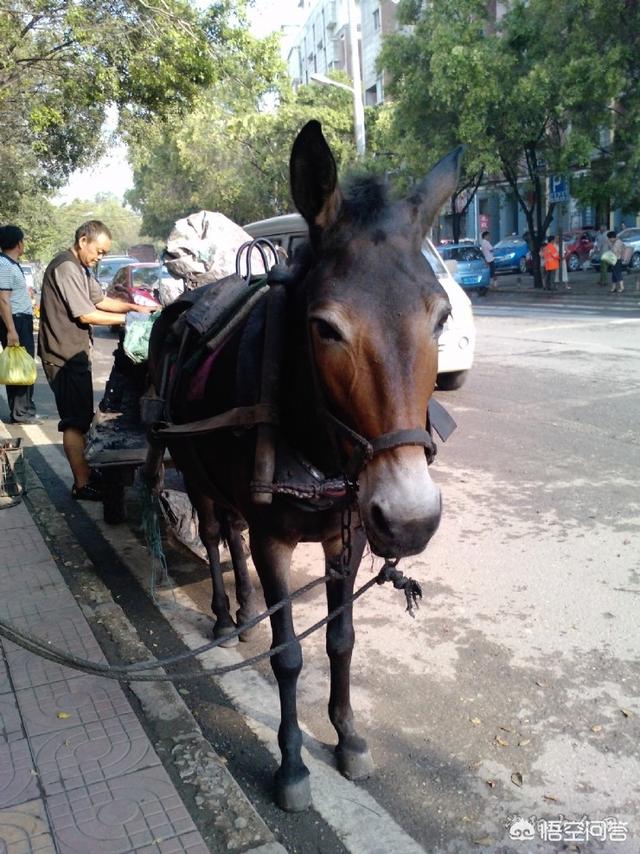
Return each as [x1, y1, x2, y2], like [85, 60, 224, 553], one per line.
[435, 309, 451, 336]
[312, 318, 343, 342]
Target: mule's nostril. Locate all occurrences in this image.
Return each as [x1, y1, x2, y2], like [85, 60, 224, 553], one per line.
[370, 502, 393, 539]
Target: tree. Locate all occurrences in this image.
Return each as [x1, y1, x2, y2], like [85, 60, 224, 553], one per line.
[0, 0, 236, 210]
[378, 0, 638, 287]
[126, 72, 358, 239]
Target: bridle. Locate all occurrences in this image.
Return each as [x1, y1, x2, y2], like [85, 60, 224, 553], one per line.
[324, 410, 437, 483]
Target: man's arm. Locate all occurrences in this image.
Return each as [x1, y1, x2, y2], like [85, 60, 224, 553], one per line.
[78, 297, 155, 326]
[0, 291, 19, 346]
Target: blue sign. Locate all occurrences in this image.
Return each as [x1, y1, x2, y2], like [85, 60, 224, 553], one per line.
[549, 175, 569, 203]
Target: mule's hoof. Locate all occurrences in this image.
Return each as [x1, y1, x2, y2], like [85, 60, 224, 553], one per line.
[275, 771, 311, 812]
[336, 745, 374, 780]
[213, 624, 238, 648]
[236, 606, 260, 642]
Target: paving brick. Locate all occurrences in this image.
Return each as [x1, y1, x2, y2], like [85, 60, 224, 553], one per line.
[0, 738, 39, 809]
[16, 675, 130, 738]
[0, 558, 65, 600]
[0, 691, 23, 744]
[0, 502, 36, 532]
[0, 652, 10, 695]
[46, 766, 201, 853]
[0, 589, 77, 622]
[0, 530, 52, 569]
[31, 712, 160, 796]
[0, 798, 55, 853]
[4, 607, 107, 691]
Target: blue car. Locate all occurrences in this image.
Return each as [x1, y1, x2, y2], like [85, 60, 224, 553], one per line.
[437, 243, 490, 293]
[492, 236, 529, 274]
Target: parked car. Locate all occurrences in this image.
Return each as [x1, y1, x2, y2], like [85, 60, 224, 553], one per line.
[493, 236, 529, 274]
[436, 243, 490, 294]
[563, 228, 597, 272]
[106, 262, 163, 309]
[244, 213, 476, 391]
[590, 227, 640, 271]
[96, 255, 133, 291]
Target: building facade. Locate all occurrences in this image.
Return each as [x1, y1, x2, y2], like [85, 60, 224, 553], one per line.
[287, 0, 360, 88]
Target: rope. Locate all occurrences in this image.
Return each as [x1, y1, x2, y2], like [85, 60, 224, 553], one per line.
[0, 562, 421, 683]
[139, 477, 169, 599]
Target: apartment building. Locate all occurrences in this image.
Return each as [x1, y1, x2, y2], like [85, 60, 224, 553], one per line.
[286, 0, 360, 87]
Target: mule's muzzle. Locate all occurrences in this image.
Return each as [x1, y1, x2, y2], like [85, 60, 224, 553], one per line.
[360, 454, 442, 557]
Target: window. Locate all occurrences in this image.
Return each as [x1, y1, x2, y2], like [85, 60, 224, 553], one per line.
[373, 8, 381, 30]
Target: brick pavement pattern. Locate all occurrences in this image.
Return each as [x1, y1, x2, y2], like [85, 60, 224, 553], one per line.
[0, 500, 210, 854]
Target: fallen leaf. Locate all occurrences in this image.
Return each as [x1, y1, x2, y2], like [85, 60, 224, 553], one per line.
[518, 739, 531, 747]
[470, 717, 481, 726]
[462, 816, 472, 823]
[56, 712, 71, 720]
[543, 794, 558, 802]
[498, 726, 513, 733]
[535, 680, 545, 688]
[623, 539, 631, 545]
[511, 771, 523, 787]
[473, 837, 492, 846]
[621, 708, 633, 718]
[485, 779, 496, 788]
[495, 736, 509, 747]
[178, 689, 190, 696]
[591, 724, 602, 733]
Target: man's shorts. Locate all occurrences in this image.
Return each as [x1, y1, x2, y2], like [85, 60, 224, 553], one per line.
[489, 261, 496, 279]
[42, 360, 94, 433]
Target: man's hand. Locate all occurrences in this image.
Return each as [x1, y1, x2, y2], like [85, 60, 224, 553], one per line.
[132, 304, 157, 314]
[7, 331, 20, 347]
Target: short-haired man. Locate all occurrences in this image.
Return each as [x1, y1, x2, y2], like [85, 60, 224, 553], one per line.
[0, 224, 39, 424]
[38, 220, 152, 500]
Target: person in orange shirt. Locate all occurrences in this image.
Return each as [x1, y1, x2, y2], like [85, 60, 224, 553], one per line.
[541, 235, 560, 291]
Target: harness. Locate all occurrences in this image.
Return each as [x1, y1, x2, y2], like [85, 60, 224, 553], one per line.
[145, 239, 457, 538]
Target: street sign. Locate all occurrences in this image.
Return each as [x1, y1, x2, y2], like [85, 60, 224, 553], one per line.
[548, 175, 569, 203]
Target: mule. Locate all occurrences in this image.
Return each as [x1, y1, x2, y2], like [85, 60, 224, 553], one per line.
[147, 120, 462, 811]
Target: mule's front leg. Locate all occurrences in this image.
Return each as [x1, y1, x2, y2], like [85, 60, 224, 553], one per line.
[251, 533, 310, 812]
[323, 525, 374, 780]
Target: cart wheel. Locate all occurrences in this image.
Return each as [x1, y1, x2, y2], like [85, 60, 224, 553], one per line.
[103, 483, 126, 524]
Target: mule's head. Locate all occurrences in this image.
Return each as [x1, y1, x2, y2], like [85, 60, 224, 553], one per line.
[291, 121, 463, 558]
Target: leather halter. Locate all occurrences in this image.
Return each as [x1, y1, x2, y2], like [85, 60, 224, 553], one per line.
[324, 410, 437, 482]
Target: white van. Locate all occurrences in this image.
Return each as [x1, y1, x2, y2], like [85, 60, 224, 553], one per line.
[244, 214, 475, 390]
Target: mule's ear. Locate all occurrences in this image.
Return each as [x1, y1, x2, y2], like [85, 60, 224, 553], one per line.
[411, 146, 465, 235]
[290, 120, 343, 234]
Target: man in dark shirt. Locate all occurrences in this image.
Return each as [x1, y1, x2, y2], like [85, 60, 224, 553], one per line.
[39, 220, 151, 500]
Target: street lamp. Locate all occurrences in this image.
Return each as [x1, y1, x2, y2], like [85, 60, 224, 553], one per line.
[309, 73, 366, 158]
[308, 0, 365, 157]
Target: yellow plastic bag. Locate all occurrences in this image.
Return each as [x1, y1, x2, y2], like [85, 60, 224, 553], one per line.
[0, 345, 37, 386]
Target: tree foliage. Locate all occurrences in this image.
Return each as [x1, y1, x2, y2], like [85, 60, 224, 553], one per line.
[0, 0, 243, 232]
[378, 0, 640, 285]
[126, 73, 358, 239]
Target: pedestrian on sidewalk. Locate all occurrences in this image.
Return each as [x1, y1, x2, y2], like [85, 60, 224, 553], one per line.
[542, 234, 560, 291]
[0, 224, 39, 424]
[594, 225, 610, 287]
[38, 220, 153, 501]
[480, 231, 497, 290]
[608, 230, 625, 294]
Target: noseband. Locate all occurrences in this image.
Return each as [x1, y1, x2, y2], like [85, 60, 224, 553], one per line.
[325, 411, 437, 482]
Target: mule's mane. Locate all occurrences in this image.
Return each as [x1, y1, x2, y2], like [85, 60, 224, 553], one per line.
[341, 174, 389, 227]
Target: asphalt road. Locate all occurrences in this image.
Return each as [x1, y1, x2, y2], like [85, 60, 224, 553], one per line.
[4, 285, 640, 853]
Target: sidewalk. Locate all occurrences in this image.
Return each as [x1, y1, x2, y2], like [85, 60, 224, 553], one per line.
[492, 265, 640, 296]
[0, 418, 283, 854]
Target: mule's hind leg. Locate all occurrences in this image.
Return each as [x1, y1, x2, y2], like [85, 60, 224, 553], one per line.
[251, 532, 310, 812]
[219, 511, 260, 641]
[187, 487, 237, 647]
[323, 525, 374, 781]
